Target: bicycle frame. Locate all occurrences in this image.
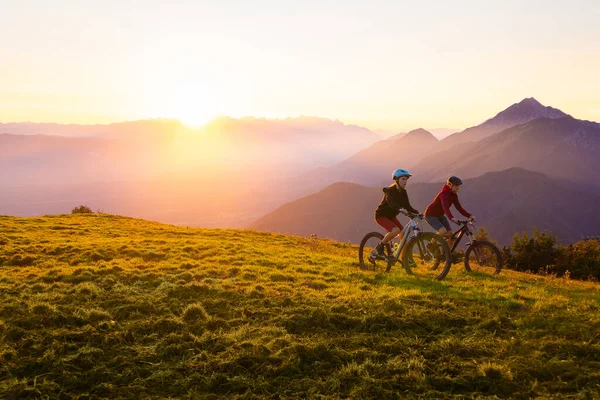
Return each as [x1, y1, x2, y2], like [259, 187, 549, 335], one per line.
[389, 216, 422, 260]
[450, 221, 476, 253]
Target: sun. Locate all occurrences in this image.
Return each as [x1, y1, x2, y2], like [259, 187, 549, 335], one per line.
[145, 79, 222, 127]
[163, 91, 219, 127]
[169, 102, 219, 127]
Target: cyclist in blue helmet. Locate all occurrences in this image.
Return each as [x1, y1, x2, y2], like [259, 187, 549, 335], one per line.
[371, 168, 420, 259]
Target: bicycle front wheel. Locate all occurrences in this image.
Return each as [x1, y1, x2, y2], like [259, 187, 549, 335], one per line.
[402, 232, 452, 280]
[464, 240, 502, 274]
[358, 232, 392, 272]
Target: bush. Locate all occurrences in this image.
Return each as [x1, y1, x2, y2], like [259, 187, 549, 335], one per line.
[475, 227, 491, 242]
[72, 205, 93, 214]
[503, 230, 600, 280]
[503, 229, 559, 274]
[555, 240, 600, 281]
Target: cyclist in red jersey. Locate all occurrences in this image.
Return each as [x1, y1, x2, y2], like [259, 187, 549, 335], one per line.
[424, 176, 474, 246]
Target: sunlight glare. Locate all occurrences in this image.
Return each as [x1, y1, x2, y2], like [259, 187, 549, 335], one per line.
[164, 84, 220, 127]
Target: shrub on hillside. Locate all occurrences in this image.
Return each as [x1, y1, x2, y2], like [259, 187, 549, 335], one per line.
[554, 240, 600, 281]
[503, 230, 559, 274]
[72, 205, 93, 214]
[503, 230, 600, 280]
[475, 227, 491, 242]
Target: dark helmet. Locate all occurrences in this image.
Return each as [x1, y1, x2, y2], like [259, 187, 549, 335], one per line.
[447, 176, 463, 186]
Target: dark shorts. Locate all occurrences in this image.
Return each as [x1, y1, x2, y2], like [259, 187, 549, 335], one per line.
[375, 216, 404, 232]
[426, 215, 452, 232]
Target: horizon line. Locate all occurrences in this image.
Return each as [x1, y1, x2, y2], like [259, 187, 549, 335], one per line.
[0, 115, 466, 134]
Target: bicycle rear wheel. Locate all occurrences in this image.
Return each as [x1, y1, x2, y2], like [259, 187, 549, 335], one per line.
[358, 232, 392, 272]
[464, 240, 502, 274]
[402, 232, 452, 280]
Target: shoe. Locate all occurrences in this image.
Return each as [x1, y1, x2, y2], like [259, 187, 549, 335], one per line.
[369, 243, 386, 259]
[369, 249, 379, 259]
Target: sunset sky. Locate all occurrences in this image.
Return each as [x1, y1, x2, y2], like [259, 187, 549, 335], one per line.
[1, 0, 599, 131]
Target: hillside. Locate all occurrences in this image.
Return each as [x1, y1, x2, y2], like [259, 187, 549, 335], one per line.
[1, 214, 599, 398]
[250, 168, 600, 245]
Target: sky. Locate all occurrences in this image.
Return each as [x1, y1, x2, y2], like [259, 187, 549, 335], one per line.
[1, 0, 599, 131]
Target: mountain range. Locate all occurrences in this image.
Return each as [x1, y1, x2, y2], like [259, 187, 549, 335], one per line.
[0, 116, 380, 186]
[250, 168, 600, 246]
[0, 116, 380, 227]
[2, 97, 599, 242]
[412, 115, 600, 184]
[292, 98, 599, 189]
[0, 119, 188, 140]
[437, 97, 568, 150]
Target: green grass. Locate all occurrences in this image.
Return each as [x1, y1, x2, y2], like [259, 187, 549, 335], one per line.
[1, 214, 599, 399]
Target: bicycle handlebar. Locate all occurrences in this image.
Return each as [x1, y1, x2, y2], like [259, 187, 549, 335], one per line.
[455, 218, 475, 225]
[399, 210, 423, 219]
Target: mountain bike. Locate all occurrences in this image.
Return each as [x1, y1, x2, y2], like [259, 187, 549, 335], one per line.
[358, 211, 452, 280]
[448, 219, 502, 274]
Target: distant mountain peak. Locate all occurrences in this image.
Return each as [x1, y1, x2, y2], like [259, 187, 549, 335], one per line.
[438, 97, 574, 148]
[519, 97, 542, 106]
[406, 128, 430, 136]
[402, 128, 438, 142]
[485, 98, 569, 127]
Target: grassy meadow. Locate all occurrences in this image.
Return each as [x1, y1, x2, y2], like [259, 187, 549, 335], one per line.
[1, 214, 599, 399]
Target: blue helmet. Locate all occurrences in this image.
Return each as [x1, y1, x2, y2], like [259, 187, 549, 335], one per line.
[392, 168, 412, 180]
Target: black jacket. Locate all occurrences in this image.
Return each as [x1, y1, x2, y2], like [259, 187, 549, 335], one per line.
[375, 184, 419, 219]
